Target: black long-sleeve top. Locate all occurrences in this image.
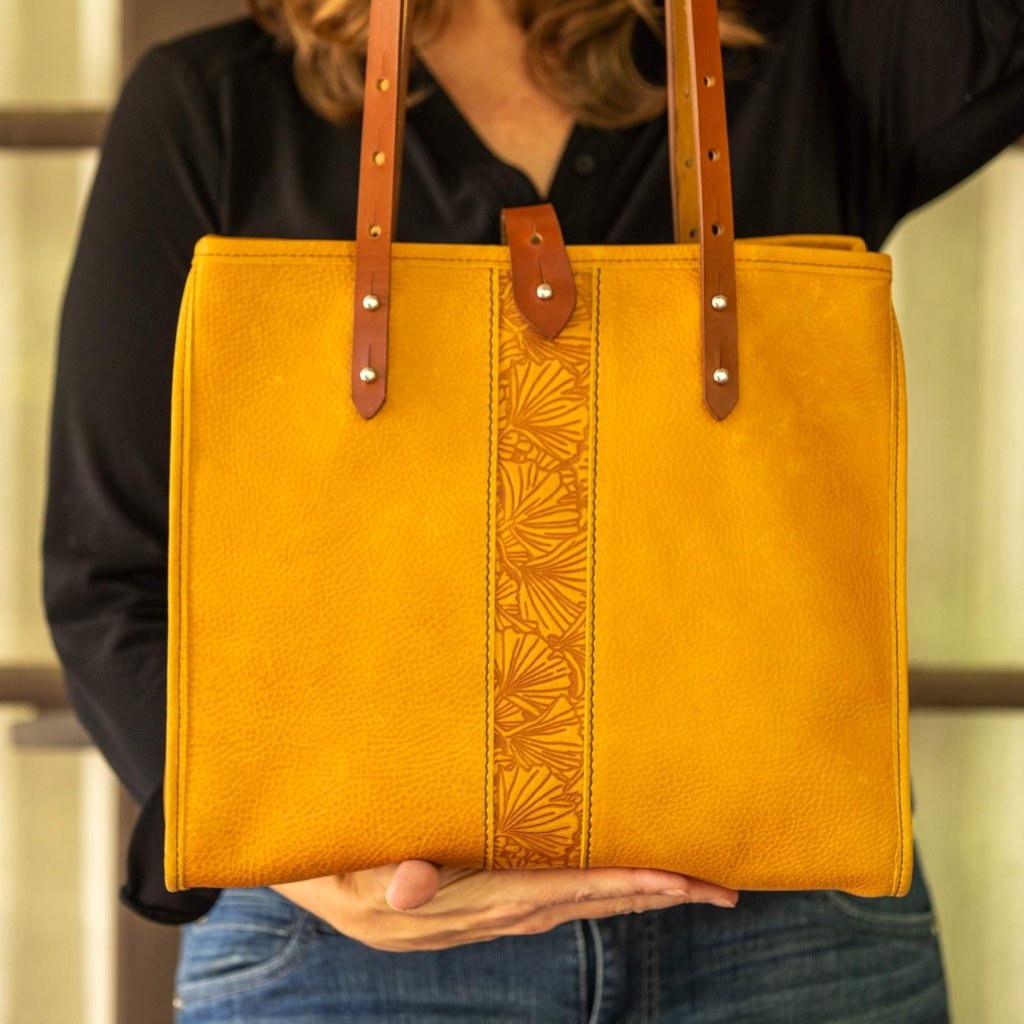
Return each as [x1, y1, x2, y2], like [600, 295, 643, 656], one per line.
[44, 1, 1024, 924]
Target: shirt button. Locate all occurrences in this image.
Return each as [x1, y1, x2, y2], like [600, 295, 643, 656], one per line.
[573, 153, 597, 176]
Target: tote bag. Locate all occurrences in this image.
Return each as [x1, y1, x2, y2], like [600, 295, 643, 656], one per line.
[165, 0, 912, 898]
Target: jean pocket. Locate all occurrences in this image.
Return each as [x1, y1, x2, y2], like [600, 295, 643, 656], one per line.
[175, 888, 313, 1006]
[818, 866, 939, 941]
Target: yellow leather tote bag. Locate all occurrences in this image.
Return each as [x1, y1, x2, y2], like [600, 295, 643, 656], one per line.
[165, 0, 912, 898]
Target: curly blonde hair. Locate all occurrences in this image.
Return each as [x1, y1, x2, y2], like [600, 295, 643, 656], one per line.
[249, 1, 762, 130]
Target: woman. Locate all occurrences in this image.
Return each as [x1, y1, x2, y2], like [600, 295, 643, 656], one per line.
[44, 0, 1024, 1020]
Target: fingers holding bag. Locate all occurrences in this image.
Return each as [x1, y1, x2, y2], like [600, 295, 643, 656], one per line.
[273, 860, 739, 953]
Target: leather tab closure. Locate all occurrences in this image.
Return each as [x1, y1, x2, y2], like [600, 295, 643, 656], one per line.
[501, 205, 576, 339]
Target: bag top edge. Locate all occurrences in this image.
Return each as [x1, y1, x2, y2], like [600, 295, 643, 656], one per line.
[192, 234, 891, 273]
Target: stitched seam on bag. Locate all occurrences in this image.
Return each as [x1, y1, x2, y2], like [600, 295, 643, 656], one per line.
[196, 252, 890, 277]
[174, 275, 188, 890]
[484, 268, 495, 870]
[175, 270, 195, 892]
[174, 322, 183, 891]
[182, 267, 198, 890]
[585, 269, 601, 871]
[491, 272, 590, 869]
[891, 304, 904, 897]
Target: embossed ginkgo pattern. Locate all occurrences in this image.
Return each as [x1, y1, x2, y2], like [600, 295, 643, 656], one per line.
[493, 271, 593, 869]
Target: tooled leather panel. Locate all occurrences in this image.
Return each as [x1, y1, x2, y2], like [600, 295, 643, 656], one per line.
[491, 270, 594, 870]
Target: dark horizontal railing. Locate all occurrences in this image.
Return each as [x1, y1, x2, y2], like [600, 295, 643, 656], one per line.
[0, 109, 109, 148]
[3, 664, 1023, 719]
[908, 667, 1024, 709]
[0, 665, 70, 708]
[1, 106, 1023, 152]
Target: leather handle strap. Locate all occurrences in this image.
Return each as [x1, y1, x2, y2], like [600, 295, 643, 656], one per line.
[668, 0, 739, 419]
[351, 0, 411, 419]
[352, 0, 739, 421]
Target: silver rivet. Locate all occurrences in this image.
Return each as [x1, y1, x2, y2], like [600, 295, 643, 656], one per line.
[362, 294, 381, 311]
[713, 369, 730, 385]
[711, 294, 728, 311]
[172, 997, 184, 1010]
[536, 283, 554, 301]
[359, 367, 378, 383]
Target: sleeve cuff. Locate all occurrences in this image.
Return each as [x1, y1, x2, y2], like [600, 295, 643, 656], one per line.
[120, 784, 221, 925]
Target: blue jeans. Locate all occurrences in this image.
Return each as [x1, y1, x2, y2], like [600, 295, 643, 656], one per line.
[174, 858, 949, 1023]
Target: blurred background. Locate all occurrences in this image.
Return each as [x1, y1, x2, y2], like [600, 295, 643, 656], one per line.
[0, 2, 1022, 1021]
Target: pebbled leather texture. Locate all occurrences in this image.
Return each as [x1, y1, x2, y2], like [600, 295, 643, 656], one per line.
[166, 233, 911, 899]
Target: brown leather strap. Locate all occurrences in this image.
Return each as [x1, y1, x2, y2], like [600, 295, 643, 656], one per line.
[353, 0, 739, 421]
[681, 0, 740, 420]
[351, 0, 411, 420]
[501, 205, 577, 339]
[665, 1, 700, 243]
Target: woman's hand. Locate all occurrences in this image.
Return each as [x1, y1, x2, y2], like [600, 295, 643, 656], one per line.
[272, 860, 738, 952]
